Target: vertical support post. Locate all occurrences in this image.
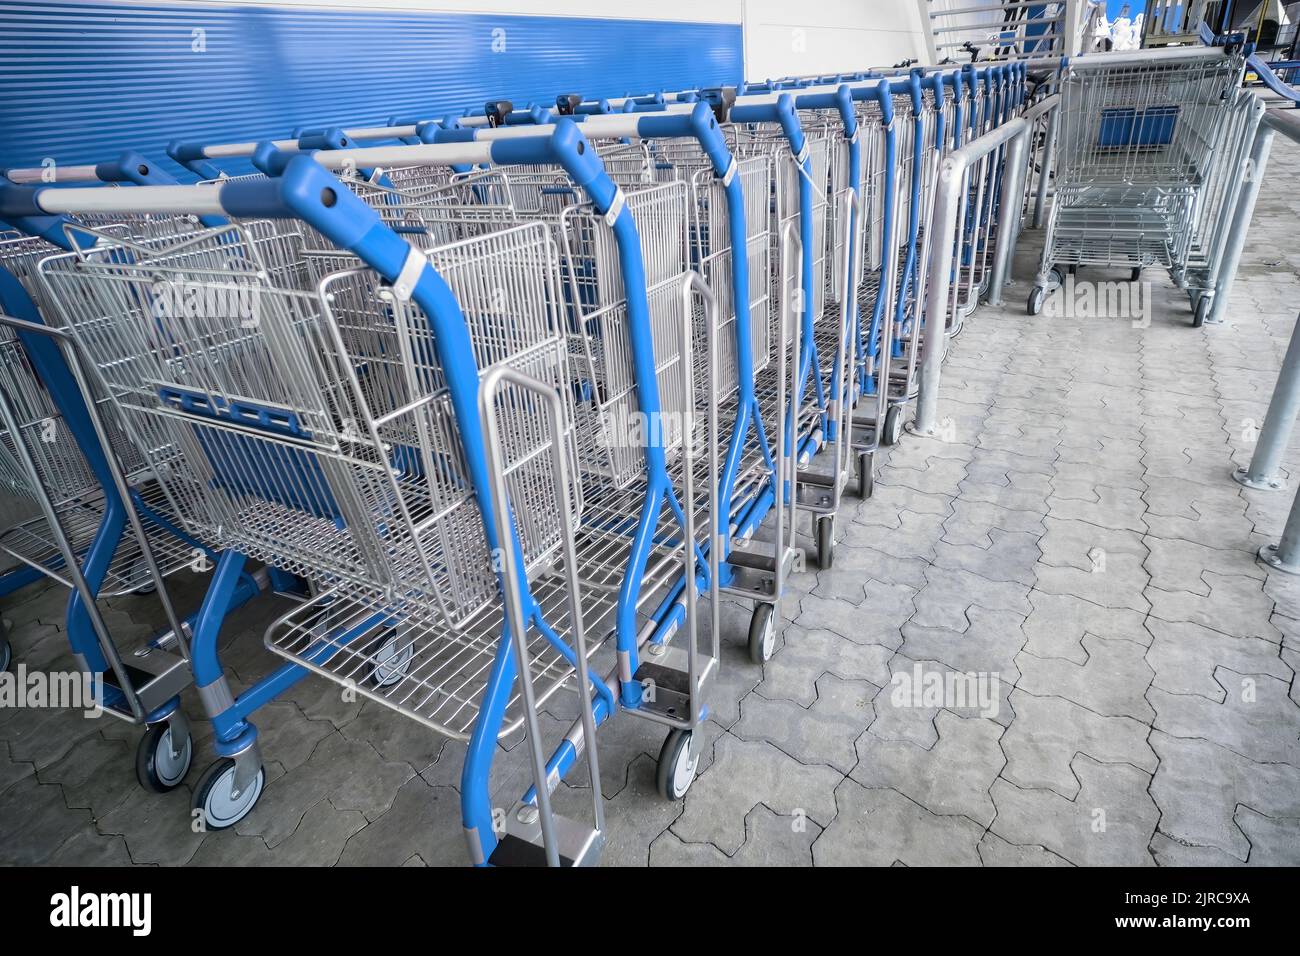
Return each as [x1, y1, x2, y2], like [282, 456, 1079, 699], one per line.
[987, 128, 1029, 307]
[1234, 309, 1300, 492]
[1033, 105, 1059, 229]
[909, 155, 964, 437]
[1209, 124, 1275, 326]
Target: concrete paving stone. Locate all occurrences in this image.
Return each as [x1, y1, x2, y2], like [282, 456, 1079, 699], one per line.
[1034, 518, 1150, 613]
[1149, 668, 1300, 766]
[1148, 830, 1247, 866]
[0, 693, 109, 773]
[650, 802, 819, 866]
[852, 480, 954, 520]
[875, 454, 969, 499]
[757, 627, 894, 706]
[1146, 618, 1292, 699]
[671, 734, 842, 855]
[870, 653, 1016, 743]
[944, 496, 1049, 541]
[339, 698, 447, 773]
[967, 446, 1056, 478]
[336, 776, 466, 867]
[977, 830, 1074, 866]
[899, 605, 1027, 684]
[1232, 805, 1300, 865]
[234, 731, 412, 847]
[47, 828, 134, 866]
[186, 828, 276, 866]
[1056, 430, 1147, 462]
[1052, 460, 1147, 494]
[999, 691, 1157, 797]
[853, 709, 1004, 826]
[934, 528, 1043, 587]
[734, 673, 877, 773]
[95, 784, 208, 867]
[38, 732, 139, 820]
[1149, 732, 1300, 860]
[831, 544, 931, 590]
[262, 799, 369, 866]
[1047, 485, 1148, 533]
[0, 774, 95, 864]
[0, 746, 35, 806]
[1022, 591, 1149, 664]
[910, 565, 1032, 632]
[1146, 571, 1280, 641]
[812, 778, 985, 866]
[1016, 635, 1155, 722]
[1144, 533, 1263, 596]
[990, 755, 1159, 866]
[848, 508, 948, 563]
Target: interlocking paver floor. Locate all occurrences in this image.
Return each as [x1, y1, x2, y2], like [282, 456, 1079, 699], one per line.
[3, 143, 1300, 867]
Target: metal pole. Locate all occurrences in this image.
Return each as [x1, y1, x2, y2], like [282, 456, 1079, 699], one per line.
[909, 155, 963, 437]
[987, 127, 1029, 306]
[1234, 309, 1300, 492]
[1210, 125, 1275, 326]
[1259, 491, 1300, 574]
[1033, 106, 1059, 229]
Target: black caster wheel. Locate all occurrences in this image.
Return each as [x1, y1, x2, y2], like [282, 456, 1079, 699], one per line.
[192, 758, 265, 830]
[747, 602, 776, 664]
[882, 403, 904, 446]
[1130, 266, 1142, 282]
[135, 721, 193, 793]
[856, 451, 874, 499]
[126, 557, 157, 596]
[656, 728, 698, 800]
[366, 629, 413, 688]
[1027, 286, 1045, 316]
[816, 515, 835, 570]
[1192, 295, 1211, 328]
[0, 636, 11, 673]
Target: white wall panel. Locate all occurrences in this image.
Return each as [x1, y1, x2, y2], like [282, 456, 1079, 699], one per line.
[743, 0, 926, 79]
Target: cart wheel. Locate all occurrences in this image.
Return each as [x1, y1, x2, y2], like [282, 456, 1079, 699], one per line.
[656, 728, 698, 800]
[1192, 295, 1211, 329]
[1066, 264, 1077, 276]
[857, 452, 874, 499]
[193, 758, 265, 831]
[0, 636, 10, 673]
[1048, 267, 1064, 289]
[882, 404, 904, 446]
[1028, 286, 1045, 316]
[135, 721, 192, 793]
[816, 516, 835, 570]
[127, 557, 157, 596]
[747, 603, 776, 664]
[1130, 266, 1142, 282]
[366, 630, 413, 688]
[977, 274, 990, 300]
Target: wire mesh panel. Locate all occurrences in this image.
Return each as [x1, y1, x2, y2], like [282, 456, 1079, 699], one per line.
[40, 217, 574, 628]
[1045, 48, 1246, 273]
[1057, 54, 1243, 186]
[560, 181, 691, 489]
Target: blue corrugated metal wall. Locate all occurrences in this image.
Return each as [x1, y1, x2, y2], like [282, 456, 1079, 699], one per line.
[0, 1, 743, 177]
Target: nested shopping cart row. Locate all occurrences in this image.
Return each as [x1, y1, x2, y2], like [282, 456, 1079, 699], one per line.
[0, 60, 1029, 865]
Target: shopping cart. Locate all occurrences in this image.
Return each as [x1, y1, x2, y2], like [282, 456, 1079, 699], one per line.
[1027, 43, 1248, 326]
[0, 154, 279, 792]
[4, 122, 726, 863]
